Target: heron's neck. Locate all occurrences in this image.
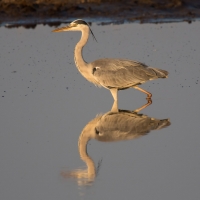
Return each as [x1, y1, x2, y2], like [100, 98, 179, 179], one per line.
[74, 29, 89, 72]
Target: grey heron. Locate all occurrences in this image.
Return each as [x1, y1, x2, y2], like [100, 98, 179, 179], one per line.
[52, 19, 168, 101]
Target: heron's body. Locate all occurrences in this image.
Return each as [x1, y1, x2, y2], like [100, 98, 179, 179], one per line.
[90, 58, 168, 90]
[53, 19, 168, 101]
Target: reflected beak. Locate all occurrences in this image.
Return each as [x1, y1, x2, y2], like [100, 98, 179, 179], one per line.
[52, 25, 72, 32]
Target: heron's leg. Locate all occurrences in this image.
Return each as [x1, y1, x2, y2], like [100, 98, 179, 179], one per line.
[110, 88, 118, 101]
[134, 99, 152, 113]
[133, 86, 152, 99]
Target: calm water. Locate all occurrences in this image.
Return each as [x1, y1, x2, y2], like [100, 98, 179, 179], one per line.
[0, 21, 200, 200]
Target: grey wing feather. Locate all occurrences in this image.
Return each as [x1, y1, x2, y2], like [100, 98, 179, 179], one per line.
[91, 58, 168, 88]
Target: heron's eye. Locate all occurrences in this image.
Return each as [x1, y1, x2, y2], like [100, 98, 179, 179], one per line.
[95, 128, 99, 135]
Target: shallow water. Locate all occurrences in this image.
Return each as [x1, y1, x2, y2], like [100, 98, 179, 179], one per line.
[0, 21, 200, 200]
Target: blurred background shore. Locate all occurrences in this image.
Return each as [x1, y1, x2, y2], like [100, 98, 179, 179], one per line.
[0, 0, 200, 27]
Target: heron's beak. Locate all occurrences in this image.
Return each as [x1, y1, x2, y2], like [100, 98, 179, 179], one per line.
[52, 25, 72, 32]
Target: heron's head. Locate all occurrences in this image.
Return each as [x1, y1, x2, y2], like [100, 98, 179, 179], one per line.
[52, 19, 97, 41]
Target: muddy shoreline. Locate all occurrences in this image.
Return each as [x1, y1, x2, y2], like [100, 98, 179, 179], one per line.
[0, 0, 200, 28]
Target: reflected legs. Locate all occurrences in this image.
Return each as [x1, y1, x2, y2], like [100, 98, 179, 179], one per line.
[111, 101, 119, 112]
[134, 98, 152, 113]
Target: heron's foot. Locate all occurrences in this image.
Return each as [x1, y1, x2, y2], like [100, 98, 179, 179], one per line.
[146, 94, 152, 101]
[146, 98, 152, 104]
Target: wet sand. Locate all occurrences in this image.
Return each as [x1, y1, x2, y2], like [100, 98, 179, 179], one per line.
[0, 0, 200, 27]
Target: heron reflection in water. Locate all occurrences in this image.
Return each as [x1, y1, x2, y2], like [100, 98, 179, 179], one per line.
[52, 19, 168, 102]
[61, 103, 170, 186]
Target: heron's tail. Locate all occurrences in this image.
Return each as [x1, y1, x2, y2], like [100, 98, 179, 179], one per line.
[149, 67, 169, 78]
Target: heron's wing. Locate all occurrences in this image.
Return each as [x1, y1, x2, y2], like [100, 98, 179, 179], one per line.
[91, 58, 157, 88]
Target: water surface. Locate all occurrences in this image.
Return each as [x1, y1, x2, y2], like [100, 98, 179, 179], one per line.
[0, 21, 200, 200]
